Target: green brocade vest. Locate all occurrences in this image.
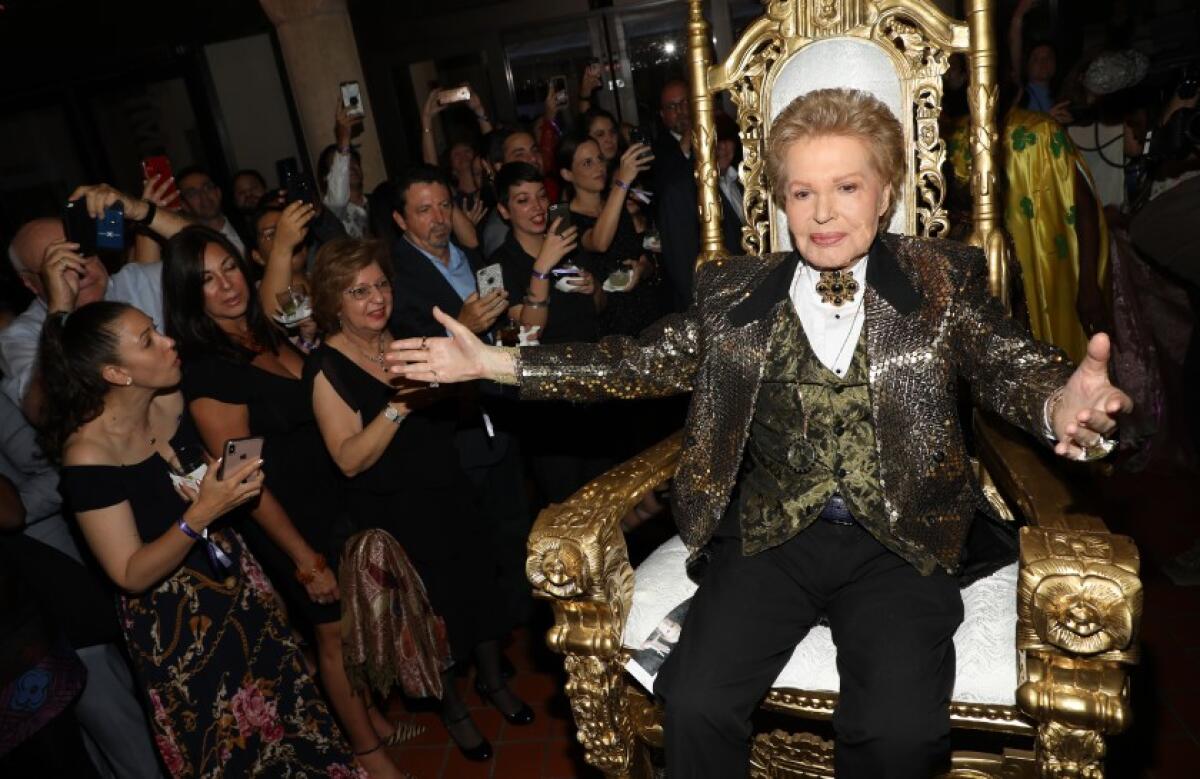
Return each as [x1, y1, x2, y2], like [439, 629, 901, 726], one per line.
[738, 301, 890, 556]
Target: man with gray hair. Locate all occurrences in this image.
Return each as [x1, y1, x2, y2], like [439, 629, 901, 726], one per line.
[1, 183, 188, 416]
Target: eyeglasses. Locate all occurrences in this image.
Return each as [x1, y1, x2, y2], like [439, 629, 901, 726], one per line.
[343, 279, 391, 301]
[180, 181, 217, 199]
[662, 99, 688, 112]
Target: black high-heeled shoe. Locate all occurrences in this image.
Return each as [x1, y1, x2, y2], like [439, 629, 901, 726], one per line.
[442, 711, 493, 761]
[474, 678, 535, 726]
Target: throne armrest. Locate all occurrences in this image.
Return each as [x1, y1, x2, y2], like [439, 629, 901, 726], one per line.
[974, 410, 1140, 763]
[526, 432, 683, 652]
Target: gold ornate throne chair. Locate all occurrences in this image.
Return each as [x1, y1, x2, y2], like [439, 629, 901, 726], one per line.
[524, 1, 1142, 776]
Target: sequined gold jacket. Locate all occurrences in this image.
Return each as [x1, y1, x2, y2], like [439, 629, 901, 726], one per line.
[517, 235, 1073, 572]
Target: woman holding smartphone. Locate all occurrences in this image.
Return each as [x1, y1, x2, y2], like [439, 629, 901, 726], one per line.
[40, 301, 364, 778]
[559, 134, 663, 337]
[162, 227, 409, 777]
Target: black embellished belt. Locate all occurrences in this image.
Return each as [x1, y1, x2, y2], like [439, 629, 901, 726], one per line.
[817, 494, 856, 526]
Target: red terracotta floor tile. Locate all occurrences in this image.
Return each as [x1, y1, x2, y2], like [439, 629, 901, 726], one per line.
[388, 745, 448, 779]
[441, 743, 497, 779]
[493, 740, 546, 776]
[542, 736, 603, 779]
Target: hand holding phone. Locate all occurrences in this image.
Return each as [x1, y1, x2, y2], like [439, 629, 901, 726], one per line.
[188, 453, 264, 529]
[340, 80, 365, 118]
[141, 156, 180, 207]
[546, 202, 573, 236]
[217, 437, 265, 483]
[475, 263, 505, 298]
[437, 86, 471, 106]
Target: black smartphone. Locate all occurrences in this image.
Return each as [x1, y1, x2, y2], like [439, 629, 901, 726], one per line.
[62, 199, 99, 256]
[286, 174, 316, 206]
[546, 202, 572, 235]
[629, 127, 646, 146]
[275, 157, 301, 191]
[217, 436, 264, 482]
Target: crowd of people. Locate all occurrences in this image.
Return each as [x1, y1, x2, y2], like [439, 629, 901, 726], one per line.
[0, 1, 1196, 777]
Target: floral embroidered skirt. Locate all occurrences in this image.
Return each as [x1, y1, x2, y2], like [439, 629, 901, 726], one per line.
[118, 530, 364, 779]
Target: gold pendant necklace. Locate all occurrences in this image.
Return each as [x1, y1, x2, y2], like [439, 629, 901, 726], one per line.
[815, 270, 859, 307]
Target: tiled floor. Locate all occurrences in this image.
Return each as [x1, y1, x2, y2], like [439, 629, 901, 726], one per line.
[383, 464, 1200, 778]
[383, 626, 602, 779]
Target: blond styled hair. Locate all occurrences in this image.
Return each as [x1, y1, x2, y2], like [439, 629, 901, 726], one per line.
[766, 88, 905, 226]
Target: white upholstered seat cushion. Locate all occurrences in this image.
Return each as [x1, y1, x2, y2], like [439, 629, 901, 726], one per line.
[622, 536, 1019, 706]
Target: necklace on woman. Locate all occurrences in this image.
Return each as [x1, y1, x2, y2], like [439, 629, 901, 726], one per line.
[351, 331, 387, 368]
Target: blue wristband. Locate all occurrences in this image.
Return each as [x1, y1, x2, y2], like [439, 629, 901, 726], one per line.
[531, 269, 552, 281]
[177, 517, 205, 541]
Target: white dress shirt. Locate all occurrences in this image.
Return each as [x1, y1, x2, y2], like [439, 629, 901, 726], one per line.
[0, 261, 163, 406]
[719, 166, 745, 224]
[788, 255, 869, 377]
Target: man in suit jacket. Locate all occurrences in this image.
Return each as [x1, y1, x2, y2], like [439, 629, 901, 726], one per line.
[654, 81, 743, 311]
[387, 90, 1133, 778]
[388, 164, 532, 623]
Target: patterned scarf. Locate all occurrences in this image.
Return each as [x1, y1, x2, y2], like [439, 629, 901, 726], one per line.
[338, 530, 452, 699]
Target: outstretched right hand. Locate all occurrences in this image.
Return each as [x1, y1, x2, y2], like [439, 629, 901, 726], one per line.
[184, 456, 264, 530]
[385, 307, 492, 385]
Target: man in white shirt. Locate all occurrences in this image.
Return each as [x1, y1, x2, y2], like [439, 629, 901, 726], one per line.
[176, 166, 246, 254]
[1, 183, 190, 416]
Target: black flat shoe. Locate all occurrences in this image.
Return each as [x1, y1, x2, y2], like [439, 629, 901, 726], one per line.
[442, 712, 493, 761]
[474, 679, 535, 726]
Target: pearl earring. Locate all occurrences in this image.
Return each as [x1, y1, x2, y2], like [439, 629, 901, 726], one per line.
[126, 377, 133, 386]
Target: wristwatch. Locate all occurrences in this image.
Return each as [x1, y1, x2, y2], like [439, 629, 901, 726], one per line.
[383, 405, 406, 425]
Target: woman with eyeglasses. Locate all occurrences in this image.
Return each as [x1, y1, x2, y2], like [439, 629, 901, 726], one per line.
[307, 238, 532, 763]
[161, 226, 410, 778]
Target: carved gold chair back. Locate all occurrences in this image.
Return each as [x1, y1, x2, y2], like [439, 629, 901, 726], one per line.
[687, 0, 1009, 300]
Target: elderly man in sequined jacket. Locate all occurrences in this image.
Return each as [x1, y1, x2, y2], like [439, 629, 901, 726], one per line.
[385, 88, 1133, 779]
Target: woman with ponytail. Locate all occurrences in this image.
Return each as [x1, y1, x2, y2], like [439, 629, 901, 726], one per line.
[40, 302, 365, 778]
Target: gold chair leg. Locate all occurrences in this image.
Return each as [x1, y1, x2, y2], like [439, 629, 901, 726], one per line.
[1035, 722, 1106, 778]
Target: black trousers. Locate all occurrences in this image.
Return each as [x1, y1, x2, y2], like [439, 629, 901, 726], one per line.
[654, 519, 964, 778]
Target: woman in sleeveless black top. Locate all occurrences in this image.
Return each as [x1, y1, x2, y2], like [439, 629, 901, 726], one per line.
[40, 301, 363, 779]
[308, 238, 533, 762]
[163, 226, 408, 775]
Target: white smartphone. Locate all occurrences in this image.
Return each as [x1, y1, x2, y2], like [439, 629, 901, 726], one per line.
[340, 80, 364, 117]
[217, 436, 264, 482]
[476, 263, 504, 297]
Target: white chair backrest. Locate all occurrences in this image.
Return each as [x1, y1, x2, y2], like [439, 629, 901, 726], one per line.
[768, 38, 910, 251]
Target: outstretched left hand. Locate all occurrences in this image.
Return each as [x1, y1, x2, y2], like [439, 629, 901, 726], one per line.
[1051, 333, 1133, 460]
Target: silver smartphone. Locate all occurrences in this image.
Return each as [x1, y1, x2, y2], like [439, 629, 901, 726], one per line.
[476, 263, 504, 297]
[217, 436, 264, 482]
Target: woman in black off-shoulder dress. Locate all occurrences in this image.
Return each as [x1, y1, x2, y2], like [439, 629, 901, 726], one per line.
[41, 301, 363, 779]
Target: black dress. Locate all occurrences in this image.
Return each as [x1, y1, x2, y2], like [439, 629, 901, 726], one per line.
[59, 423, 362, 779]
[305, 345, 513, 662]
[490, 231, 599, 345]
[181, 348, 346, 626]
[572, 207, 664, 337]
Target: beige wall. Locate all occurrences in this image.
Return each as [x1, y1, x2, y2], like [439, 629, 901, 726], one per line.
[205, 34, 303, 186]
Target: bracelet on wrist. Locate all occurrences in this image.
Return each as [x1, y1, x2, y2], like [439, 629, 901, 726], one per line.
[614, 178, 631, 192]
[337, 145, 351, 154]
[131, 200, 156, 227]
[530, 268, 552, 281]
[294, 554, 328, 585]
[523, 295, 548, 309]
[177, 516, 206, 542]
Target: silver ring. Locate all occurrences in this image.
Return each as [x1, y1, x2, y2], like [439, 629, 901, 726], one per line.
[430, 369, 439, 389]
